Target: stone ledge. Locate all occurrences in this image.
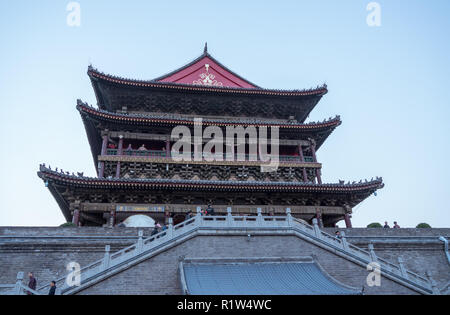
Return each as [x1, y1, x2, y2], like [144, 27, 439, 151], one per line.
[324, 228, 450, 237]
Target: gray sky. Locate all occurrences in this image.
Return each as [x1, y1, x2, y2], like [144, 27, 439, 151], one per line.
[0, 0, 449, 227]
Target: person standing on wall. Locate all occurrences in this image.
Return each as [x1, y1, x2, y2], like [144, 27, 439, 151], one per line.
[27, 272, 37, 295]
[48, 281, 57, 295]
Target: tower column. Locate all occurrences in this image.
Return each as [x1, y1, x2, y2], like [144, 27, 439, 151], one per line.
[101, 134, 108, 155]
[344, 214, 352, 228]
[117, 135, 124, 155]
[166, 139, 171, 158]
[298, 144, 308, 182]
[164, 209, 171, 225]
[309, 139, 322, 184]
[98, 133, 108, 178]
[72, 209, 80, 226]
[109, 208, 116, 228]
[316, 169, 322, 185]
[344, 205, 353, 228]
[115, 135, 123, 178]
[115, 162, 121, 178]
[315, 207, 324, 228]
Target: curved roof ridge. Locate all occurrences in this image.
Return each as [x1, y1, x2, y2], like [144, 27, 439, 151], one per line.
[38, 164, 384, 190]
[87, 65, 328, 96]
[76, 100, 341, 129]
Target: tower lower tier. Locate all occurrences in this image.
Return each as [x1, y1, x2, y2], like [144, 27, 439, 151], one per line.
[38, 165, 383, 228]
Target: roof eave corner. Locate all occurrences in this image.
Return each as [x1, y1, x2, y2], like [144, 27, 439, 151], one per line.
[76, 99, 88, 112]
[322, 83, 328, 95]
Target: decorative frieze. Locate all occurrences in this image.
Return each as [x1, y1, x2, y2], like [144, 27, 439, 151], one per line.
[102, 160, 318, 183]
[101, 84, 322, 121]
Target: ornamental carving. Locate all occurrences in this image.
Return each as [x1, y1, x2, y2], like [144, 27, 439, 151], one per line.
[106, 87, 321, 120]
[193, 64, 223, 87]
[104, 161, 318, 183]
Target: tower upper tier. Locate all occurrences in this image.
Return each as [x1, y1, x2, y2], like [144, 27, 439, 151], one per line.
[154, 43, 259, 88]
[88, 45, 328, 122]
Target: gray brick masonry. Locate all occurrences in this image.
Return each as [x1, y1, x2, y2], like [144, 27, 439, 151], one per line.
[0, 227, 448, 295]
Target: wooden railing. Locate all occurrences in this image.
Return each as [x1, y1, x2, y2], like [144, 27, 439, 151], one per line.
[105, 149, 315, 164]
[107, 149, 167, 158]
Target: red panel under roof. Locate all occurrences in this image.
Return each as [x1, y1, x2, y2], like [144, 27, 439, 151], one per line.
[155, 45, 259, 89]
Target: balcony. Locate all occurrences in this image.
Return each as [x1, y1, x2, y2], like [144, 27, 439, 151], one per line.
[107, 149, 167, 158]
[105, 149, 315, 164]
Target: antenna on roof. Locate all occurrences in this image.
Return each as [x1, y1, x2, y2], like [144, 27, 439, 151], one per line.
[204, 42, 208, 54]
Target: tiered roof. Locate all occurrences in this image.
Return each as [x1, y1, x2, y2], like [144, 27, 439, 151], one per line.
[77, 100, 341, 130]
[39, 165, 383, 193]
[37, 46, 384, 225]
[88, 67, 327, 100]
[77, 100, 341, 167]
[87, 46, 328, 121]
[38, 164, 384, 220]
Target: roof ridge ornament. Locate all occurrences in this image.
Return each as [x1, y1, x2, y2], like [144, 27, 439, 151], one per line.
[204, 42, 208, 54]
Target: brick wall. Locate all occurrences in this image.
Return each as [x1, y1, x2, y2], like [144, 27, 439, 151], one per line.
[1, 227, 448, 294]
[324, 228, 450, 288]
[77, 235, 418, 295]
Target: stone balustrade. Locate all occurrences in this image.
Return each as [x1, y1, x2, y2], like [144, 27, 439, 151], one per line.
[0, 207, 439, 295]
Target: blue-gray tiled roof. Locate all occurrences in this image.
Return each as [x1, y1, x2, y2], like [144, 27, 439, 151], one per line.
[182, 262, 361, 295]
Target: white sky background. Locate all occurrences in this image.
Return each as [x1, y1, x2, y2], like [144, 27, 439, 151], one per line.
[0, 0, 449, 227]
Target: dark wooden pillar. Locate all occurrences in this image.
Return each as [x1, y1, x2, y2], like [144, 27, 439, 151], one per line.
[98, 133, 108, 178]
[109, 209, 116, 228]
[344, 213, 352, 228]
[166, 139, 171, 158]
[316, 169, 322, 185]
[164, 209, 171, 225]
[115, 162, 121, 178]
[309, 140, 322, 184]
[315, 208, 324, 228]
[72, 209, 80, 226]
[117, 135, 124, 155]
[344, 205, 353, 228]
[115, 136, 123, 178]
[101, 134, 108, 155]
[298, 144, 308, 182]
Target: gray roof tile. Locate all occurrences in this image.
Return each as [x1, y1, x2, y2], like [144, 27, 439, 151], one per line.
[182, 262, 361, 295]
